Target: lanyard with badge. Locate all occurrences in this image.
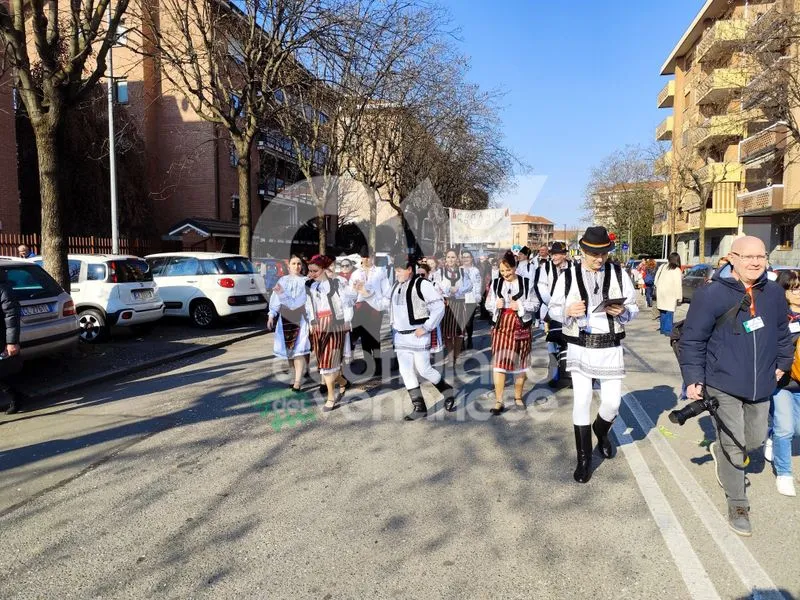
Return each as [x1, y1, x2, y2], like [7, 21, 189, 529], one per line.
[742, 286, 764, 334]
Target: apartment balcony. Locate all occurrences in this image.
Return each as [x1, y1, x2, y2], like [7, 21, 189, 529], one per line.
[654, 150, 672, 175]
[688, 209, 739, 230]
[656, 116, 674, 141]
[696, 19, 748, 63]
[658, 80, 675, 109]
[739, 122, 789, 164]
[744, 56, 790, 109]
[696, 68, 748, 105]
[749, 4, 789, 52]
[674, 218, 691, 234]
[696, 161, 743, 184]
[682, 193, 702, 212]
[737, 185, 791, 215]
[693, 114, 749, 148]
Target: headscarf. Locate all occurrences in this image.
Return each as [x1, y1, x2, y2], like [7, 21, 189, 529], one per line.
[309, 254, 334, 270]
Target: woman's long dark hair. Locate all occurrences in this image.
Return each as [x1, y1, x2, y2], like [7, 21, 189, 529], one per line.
[777, 269, 800, 291]
[668, 252, 681, 270]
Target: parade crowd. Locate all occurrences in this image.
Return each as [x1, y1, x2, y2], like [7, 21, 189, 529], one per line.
[265, 226, 800, 538]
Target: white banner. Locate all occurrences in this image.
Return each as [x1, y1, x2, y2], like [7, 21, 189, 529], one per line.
[449, 208, 511, 245]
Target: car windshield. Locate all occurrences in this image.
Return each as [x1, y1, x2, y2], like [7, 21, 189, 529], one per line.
[110, 259, 153, 282]
[1, 265, 64, 301]
[215, 257, 256, 275]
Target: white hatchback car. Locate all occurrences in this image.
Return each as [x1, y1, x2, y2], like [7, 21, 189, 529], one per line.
[33, 254, 165, 343]
[145, 252, 268, 328]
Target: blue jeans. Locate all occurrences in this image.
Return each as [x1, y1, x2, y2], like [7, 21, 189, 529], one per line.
[645, 285, 654, 307]
[659, 310, 674, 335]
[771, 388, 800, 476]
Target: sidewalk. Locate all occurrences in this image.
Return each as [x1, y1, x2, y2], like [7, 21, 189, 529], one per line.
[8, 318, 266, 400]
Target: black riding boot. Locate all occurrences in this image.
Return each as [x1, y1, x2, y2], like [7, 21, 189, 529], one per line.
[592, 415, 616, 459]
[434, 379, 456, 412]
[404, 387, 428, 421]
[573, 425, 593, 483]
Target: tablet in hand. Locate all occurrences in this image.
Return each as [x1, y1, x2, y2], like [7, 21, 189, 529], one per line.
[592, 298, 627, 313]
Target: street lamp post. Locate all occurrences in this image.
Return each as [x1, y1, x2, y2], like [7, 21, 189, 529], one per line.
[107, 4, 120, 255]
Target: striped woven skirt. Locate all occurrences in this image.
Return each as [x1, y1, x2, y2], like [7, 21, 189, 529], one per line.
[312, 314, 346, 374]
[491, 309, 532, 374]
[442, 298, 466, 342]
[279, 307, 307, 359]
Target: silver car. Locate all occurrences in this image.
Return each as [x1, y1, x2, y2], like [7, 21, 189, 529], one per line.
[0, 260, 79, 360]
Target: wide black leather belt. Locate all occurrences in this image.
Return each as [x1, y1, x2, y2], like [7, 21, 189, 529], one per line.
[565, 331, 625, 349]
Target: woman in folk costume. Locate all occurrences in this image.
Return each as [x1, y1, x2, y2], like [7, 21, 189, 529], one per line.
[390, 254, 456, 420]
[438, 249, 473, 367]
[485, 251, 540, 415]
[459, 249, 483, 350]
[305, 254, 357, 412]
[549, 226, 639, 483]
[415, 261, 444, 355]
[267, 255, 311, 392]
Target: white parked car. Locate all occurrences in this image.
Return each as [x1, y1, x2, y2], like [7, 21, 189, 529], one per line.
[0, 259, 79, 359]
[33, 254, 165, 343]
[145, 252, 268, 328]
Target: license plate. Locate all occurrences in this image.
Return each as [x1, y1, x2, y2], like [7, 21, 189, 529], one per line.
[133, 290, 154, 300]
[22, 303, 54, 316]
[246, 295, 260, 302]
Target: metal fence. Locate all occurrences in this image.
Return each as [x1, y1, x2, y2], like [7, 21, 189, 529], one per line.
[0, 233, 181, 258]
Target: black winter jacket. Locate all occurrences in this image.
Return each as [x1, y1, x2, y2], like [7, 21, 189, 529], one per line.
[679, 265, 793, 402]
[0, 281, 20, 347]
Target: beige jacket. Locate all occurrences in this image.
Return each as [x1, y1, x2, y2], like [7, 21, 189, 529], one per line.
[654, 264, 683, 312]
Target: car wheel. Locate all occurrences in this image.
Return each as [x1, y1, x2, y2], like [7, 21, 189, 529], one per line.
[190, 299, 217, 328]
[78, 309, 110, 343]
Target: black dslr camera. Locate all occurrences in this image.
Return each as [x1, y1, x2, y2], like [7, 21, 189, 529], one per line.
[669, 395, 719, 426]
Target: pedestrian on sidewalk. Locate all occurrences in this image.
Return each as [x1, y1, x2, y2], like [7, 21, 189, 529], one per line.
[679, 236, 793, 536]
[349, 246, 390, 378]
[305, 255, 357, 412]
[643, 259, 657, 308]
[389, 254, 455, 421]
[267, 255, 311, 393]
[485, 250, 539, 414]
[0, 270, 21, 414]
[548, 226, 639, 483]
[767, 269, 800, 497]
[459, 250, 482, 350]
[654, 252, 683, 336]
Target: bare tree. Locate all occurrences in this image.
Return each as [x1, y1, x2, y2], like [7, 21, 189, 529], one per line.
[0, 0, 130, 288]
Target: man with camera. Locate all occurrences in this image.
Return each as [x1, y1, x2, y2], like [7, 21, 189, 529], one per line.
[679, 236, 793, 536]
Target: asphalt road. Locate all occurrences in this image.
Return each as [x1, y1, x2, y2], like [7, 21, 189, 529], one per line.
[0, 303, 797, 599]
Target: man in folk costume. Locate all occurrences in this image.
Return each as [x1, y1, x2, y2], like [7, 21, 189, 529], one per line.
[515, 246, 533, 278]
[485, 251, 541, 414]
[534, 242, 573, 388]
[390, 254, 456, 421]
[549, 226, 639, 483]
[349, 246, 391, 377]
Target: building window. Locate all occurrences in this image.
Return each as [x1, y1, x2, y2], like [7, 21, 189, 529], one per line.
[228, 40, 245, 64]
[778, 224, 795, 250]
[114, 80, 129, 104]
[710, 236, 722, 257]
[116, 18, 129, 46]
[229, 147, 238, 167]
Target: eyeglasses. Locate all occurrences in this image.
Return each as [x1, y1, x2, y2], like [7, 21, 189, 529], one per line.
[730, 252, 767, 263]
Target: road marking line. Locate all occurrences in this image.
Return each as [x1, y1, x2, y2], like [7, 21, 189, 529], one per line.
[613, 415, 721, 600]
[621, 389, 782, 598]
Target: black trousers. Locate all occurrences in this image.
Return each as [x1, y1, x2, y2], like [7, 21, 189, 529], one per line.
[464, 304, 478, 341]
[351, 304, 384, 371]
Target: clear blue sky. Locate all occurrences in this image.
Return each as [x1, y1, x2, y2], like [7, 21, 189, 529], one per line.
[439, 0, 703, 228]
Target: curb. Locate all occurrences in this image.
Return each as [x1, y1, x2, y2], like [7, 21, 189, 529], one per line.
[27, 329, 267, 400]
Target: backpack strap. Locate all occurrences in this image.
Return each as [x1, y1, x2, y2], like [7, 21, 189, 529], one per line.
[532, 265, 544, 305]
[415, 276, 425, 301]
[602, 265, 614, 331]
[512, 276, 527, 301]
[573, 265, 589, 315]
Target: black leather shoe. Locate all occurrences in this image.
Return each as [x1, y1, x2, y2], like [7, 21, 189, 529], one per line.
[592, 416, 616, 459]
[5, 398, 18, 415]
[434, 379, 457, 412]
[573, 425, 592, 483]
[489, 403, 505, 416]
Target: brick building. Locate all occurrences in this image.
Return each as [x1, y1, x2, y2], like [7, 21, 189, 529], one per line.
[0, 45, 20, 234]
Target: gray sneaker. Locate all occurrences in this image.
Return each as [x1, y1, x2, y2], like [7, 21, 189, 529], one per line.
[728, 505, 752, 537]
[709, 441, 723, 488]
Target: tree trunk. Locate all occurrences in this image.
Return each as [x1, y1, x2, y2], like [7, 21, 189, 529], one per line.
[698, 206, 707, 264]
[369, 195, 377, 251]
[317, 207, 327, 255]
[236, 146, 252, 257]
[35, 119, 70, 292]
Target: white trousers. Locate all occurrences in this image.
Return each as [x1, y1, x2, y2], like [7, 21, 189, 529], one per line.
[397, 349, 442, 390]
[571, 371, 622, 426]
